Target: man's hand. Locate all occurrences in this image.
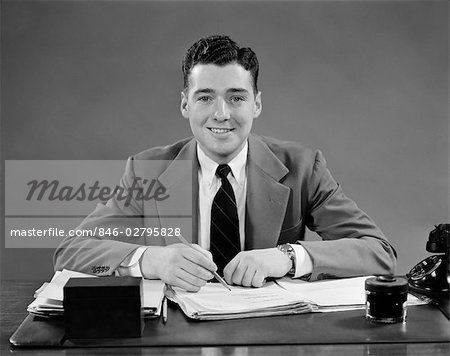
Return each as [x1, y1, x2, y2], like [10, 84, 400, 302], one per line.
[140, 244, 217, 292]
[223, 248, 292, 287]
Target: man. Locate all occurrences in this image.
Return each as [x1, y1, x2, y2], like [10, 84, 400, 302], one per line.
[54, 35, 397, 292]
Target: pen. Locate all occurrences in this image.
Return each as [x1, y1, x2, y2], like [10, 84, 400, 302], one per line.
[176, 233, 231, 291]
[162, 297, 168, 324]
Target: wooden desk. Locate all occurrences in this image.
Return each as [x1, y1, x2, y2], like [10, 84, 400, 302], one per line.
[1, 280, 449, 356]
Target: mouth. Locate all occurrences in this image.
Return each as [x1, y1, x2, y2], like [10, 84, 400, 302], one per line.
[208, 127, 235, 134]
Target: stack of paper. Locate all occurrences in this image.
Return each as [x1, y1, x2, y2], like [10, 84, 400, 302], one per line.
[165, 281, 313, 320]
[27, 269, 165, 319]
[166, 276, 428, 320]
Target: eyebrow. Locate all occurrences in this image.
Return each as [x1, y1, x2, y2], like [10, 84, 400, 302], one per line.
[193, 88, 214, 96]
[228, 88, 250, 94]
[193, 88, 250, 95]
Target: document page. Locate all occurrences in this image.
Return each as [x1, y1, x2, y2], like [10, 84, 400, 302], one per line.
[165, 281, 312, 320]
[276, 276, 427, 311]
[276, 276, 369, 307]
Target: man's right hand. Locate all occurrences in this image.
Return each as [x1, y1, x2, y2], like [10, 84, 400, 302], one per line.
[139, 244, 217, 292]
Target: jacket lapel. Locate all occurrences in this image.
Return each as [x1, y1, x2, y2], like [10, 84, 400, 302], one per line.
[245, 135, 290, 250]
[155, 138, 199, 245]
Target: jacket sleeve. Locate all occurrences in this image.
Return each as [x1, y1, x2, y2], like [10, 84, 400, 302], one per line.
[299, 150, 397, 280]
[53, 157, 146, 276]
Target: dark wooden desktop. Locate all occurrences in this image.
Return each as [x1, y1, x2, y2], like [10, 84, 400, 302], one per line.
[1, 279, 449, 356]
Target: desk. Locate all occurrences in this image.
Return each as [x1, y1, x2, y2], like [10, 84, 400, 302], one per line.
[1, 280, 449, 356]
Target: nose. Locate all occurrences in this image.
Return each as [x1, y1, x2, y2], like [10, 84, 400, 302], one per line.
[213, 98, 231, 121]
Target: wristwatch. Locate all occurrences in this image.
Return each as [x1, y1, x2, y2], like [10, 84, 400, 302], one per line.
[277, 244, 296, 275]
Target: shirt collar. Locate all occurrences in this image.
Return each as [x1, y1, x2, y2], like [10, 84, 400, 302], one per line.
[197, 142, 248, 187]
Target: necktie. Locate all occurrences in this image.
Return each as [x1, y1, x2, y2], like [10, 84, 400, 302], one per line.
[210, 164, 240, 274]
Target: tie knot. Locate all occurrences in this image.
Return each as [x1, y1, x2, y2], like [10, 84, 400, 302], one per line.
[216, 164, 231, 179]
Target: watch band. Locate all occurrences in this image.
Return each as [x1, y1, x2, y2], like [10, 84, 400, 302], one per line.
[277, 244, 296, 275]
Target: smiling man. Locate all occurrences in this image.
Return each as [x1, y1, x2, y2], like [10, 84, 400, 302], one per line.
[54, 35, 397, 291]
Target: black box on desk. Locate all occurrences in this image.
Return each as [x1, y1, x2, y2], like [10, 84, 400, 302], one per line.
[63, 276, 143, 339]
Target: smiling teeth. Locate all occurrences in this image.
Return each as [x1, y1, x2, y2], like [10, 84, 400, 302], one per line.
[210, 128, 232, 134]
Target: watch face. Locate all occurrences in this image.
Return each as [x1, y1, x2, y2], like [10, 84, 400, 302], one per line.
[279, 244, 293, 253]
[278, 244, 295, 274]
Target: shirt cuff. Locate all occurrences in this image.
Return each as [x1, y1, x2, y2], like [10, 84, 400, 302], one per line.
[115, 246, 148, 277]
[288, 243, 313, 278]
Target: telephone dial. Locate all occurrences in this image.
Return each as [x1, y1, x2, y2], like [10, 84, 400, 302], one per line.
[407, 224, 449, 297]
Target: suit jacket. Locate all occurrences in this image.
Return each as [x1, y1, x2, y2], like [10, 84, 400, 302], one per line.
[54, 134, 397, 280]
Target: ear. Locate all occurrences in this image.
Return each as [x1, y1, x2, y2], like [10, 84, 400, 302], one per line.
[180, 91, 189, 119]
[253, 91, 262, 119]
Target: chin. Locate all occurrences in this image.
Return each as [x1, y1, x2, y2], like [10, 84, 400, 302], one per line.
[210, 150, 235, 163]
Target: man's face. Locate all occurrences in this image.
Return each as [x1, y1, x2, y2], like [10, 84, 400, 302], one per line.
[181, 63, 262, 164]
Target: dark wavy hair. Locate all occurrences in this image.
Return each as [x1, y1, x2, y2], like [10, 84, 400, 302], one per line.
[182, 35, 259, 93]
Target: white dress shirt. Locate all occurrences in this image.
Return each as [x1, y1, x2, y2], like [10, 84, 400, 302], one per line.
[197, 142, 247, 251]
[116, 141, 312, 278]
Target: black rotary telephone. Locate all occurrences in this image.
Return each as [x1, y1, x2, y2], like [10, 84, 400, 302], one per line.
[407, 224, 450, 297]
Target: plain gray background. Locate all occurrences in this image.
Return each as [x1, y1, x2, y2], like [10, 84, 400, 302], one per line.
[1, 0, 449, 280]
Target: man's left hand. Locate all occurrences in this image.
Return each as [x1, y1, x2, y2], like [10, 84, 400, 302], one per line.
[223, 248, 292, 287]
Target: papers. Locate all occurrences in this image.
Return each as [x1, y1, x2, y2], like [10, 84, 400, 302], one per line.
[277, 276, 370, 312]
[28, 270, 93, 318]
[27, 269, 165, 319]
[166, 276, 429, 320]
[165, 281, 312, 320]
[29, 272, 428, 321]
[276, 276, 427, 312]
[37, 270, 93, 301]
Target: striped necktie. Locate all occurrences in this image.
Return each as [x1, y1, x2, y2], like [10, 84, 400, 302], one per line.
[209, 164, 241, 275]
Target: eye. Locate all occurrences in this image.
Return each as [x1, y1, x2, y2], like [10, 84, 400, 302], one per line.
[230, 96, 245, 103]
[197, 96, 212, 102]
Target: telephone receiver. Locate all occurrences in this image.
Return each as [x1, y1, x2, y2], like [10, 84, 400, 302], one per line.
[407, 224, 450, 297]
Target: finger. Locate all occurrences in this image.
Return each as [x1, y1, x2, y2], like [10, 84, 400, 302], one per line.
[182, 246, 217, 272]
[171, 276, 202, 292]
[241, 267, 257, 287]
[178, 258, 215, 281]
[223, 256, 240, 284]
[252, 270, 266, 288]
[175, 268, 209, 289]
[231, 261, 248, 286]
[159, 271, 200, 292]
